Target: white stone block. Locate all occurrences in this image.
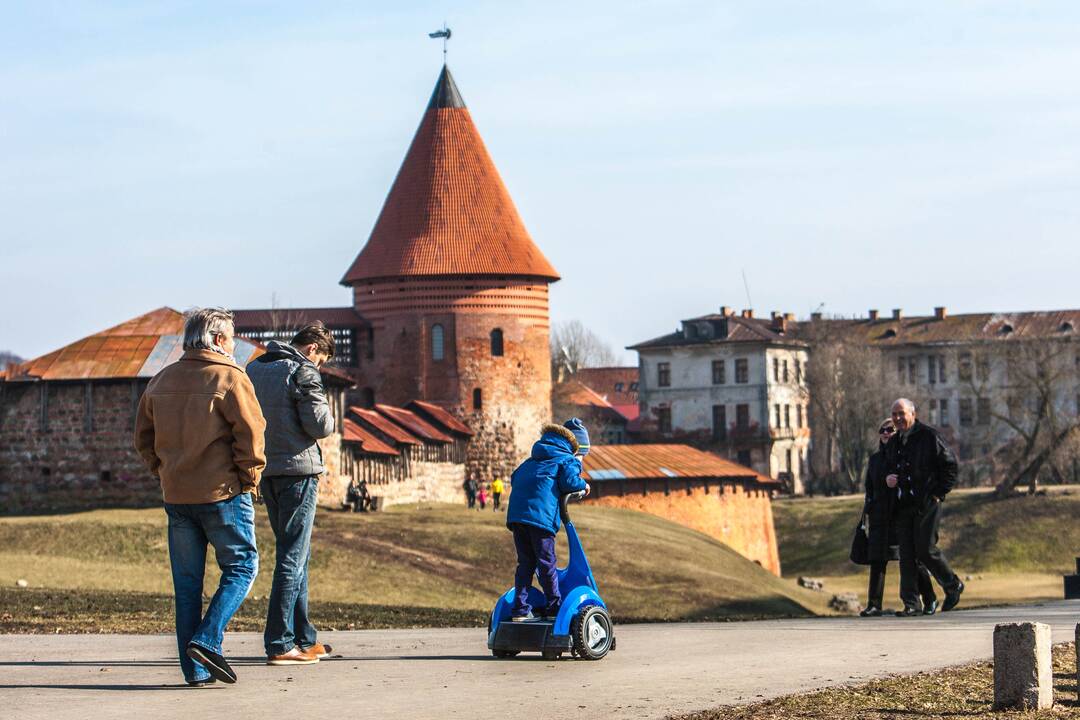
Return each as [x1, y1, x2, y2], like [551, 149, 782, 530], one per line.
[993, 622, 1053, 710]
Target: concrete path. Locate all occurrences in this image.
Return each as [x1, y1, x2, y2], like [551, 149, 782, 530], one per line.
[1, 601, 1077, 719]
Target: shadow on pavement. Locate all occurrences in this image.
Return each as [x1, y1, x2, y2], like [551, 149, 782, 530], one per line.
[0, 684, 195, 691]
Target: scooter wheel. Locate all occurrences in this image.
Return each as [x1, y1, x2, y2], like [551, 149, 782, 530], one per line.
[492, 649, 519, 658]
[572, 606, 614, 660]
[541, 650, 562, 661]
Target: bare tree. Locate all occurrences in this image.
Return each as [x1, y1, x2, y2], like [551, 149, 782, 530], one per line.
[969, 337, 1080, 498]
[550, 320, 618, 381]
[801, 323, 899, 495]
[0, 351, 23, 372]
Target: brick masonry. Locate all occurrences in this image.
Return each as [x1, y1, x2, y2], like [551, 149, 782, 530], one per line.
[587, 479, 781, 575]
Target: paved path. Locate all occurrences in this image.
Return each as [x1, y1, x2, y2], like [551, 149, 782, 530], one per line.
[1, 601, 1077, 719]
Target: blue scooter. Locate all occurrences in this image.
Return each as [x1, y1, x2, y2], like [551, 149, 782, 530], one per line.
[487, 489, 616, 660]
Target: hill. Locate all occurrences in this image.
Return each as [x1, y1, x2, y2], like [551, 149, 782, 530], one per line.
[0, 502, 829, 632]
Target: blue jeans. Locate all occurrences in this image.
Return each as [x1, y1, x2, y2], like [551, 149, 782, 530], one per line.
[511, 523, 560, 617]
[165, 492, 259, 683]
[261, 475, 318, 656]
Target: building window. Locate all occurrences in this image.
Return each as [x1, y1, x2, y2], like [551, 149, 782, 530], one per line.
[782, 360, 789, 383]
[431, 324, 444, 361]
[712, 360, 725, 385]
[657, 362, 671, 387]
[614, 382, 624, 392]
[774, 404, 781, 429]
[928, 356, 937, 385]
[473, 388, 483, 410]
[784, 404, 791, 429]
[657, 407, 672, 434]
[959, 398, 974, 427]
[959, 443, 972, 461]
[976, 355, 990, 382]
[490, 328, 504, 357]
[735, 358, 749, 384]
[897, 357, 905, 384]
[712, 405, 727, 441]
[736, 403, 750, 429]
[737, 450, 752, 467]
[773, 358, 780, 382]
[938, 356, 946, 383]
[940, 398, 950, 427]
[958, 352, 973, 381]
[929, 398, 938, 424]
[908, 358, 917, 385]
[785, 448, 792, 472]
[796, 404, 804, 428]
[977, 397, 991, 426]
[629, 382, 638, 391]
[795, 359, 802, 383]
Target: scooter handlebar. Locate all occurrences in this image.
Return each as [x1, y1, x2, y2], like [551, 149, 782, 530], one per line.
[559, 489, 588, 524]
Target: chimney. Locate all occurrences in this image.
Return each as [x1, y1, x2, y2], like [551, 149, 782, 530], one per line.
[741, 309, 754, 319]
[935, 306, 947, 320]
[868, 309, 879, 321]
[811, 312, 823, 322]
[892, 308, 902, 321]
[784, 312, 795, 322]
[772, 314, 788, 334]
[719, 305, 733, 317]
[770, 311, 779, 321]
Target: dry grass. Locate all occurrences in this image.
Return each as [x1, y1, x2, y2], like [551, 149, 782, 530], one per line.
[0, 503, 829, 631]
[676, 643, 1079, 720]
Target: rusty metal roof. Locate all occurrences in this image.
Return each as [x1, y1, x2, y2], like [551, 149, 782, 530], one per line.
[342, 418, 400, 456]
[340, 66, 559, 285]
[407, 399, 474, 436]
[375, 404, 454, 443]
[582, 444, 777, 485]
[348, 406, 423, 445]
[232, 307, 366, 329]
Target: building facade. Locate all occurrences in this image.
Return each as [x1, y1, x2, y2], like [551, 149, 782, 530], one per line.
[630, 308, 812, 494]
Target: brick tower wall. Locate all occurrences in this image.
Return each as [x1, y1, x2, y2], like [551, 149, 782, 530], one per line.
[353, 276, 553, 480]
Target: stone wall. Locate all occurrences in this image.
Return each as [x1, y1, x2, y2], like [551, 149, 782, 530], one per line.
[362, 460, 465, 507]
[586, 478, 781, 575]
[0, 380, 159, 513]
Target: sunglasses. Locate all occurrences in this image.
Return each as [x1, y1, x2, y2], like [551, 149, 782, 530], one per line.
[879, 427, 895, 435]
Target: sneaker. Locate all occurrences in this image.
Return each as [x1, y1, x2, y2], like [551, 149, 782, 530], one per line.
[922, 599, 939, 616]
[267, 646, 320, 665]
[859, 605, 882, 617]
[186, 676, 217, 687]
[511, 612, 536, 622]
[942, 581, 965, 612]
[894, 606, 921, 617]
[186, 644, 237, 684]
[539, 606, 561, 621]
[303, 642, 333, 659]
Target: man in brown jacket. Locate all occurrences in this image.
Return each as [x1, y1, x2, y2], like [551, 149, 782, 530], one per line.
[135, 307, 266, 686]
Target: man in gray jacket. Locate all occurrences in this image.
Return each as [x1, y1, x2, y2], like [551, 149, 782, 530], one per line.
[247, 323, 336, 665]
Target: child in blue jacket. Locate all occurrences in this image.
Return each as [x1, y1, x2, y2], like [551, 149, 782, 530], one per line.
[505, 418, 591, 621]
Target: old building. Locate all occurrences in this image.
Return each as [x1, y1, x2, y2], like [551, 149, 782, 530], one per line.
[581, 443, 781, 574]
[629, 308, 811, 494]
[552, 367, 640, 444]
[233, 65, 560, 481]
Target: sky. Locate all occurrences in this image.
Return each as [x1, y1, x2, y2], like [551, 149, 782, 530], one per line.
[3, 1, 1080, 362]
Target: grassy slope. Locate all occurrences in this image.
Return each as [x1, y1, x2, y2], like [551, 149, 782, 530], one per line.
[0, 503, 829, 626]
[773, 487, 1079, 606]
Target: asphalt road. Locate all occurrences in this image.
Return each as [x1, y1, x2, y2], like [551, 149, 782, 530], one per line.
[1, 601, 1077, 719]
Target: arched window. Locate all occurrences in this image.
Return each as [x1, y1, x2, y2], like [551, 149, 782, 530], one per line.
[360, 388, 375, 409]
[431, 324, 444, 361]
[490, 328, 504, 357]
[473, 388, 483, 410]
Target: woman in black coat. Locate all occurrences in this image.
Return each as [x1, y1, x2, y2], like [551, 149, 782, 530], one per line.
[861, 419, 937, 616]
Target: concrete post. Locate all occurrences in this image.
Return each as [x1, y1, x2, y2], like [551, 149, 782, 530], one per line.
[1075, 624, 1079, 703]
[993, 622, 1053, 710]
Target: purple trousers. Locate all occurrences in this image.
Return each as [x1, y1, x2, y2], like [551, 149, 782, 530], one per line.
[510, 523, 560, 617]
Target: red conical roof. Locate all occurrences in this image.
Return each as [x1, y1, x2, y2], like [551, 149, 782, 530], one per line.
[341, 66, 559, 285]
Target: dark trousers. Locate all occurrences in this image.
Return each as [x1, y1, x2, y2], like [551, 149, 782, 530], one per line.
[510, 523, 560, 617]
[867, 560, 935, 609]
[894, 499, 960, 608]
[261, 475, 319, 656]
[493, 492, 501, 510]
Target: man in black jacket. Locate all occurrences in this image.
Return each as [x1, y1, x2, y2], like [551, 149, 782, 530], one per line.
[884, 398, 964, 616]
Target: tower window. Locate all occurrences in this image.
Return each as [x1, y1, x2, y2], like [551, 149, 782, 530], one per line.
[490, 328, 504, 357]
[431, 324, 444, 361]
[473, 388, 483, 410]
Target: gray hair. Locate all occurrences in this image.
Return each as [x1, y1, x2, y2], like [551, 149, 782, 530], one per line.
[183, 307, 235, 351]
[892, 397, 916, 413]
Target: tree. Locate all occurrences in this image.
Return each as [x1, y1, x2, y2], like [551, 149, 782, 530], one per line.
[801, 323, 900, 495]
[0, 351, 23, 372]
[970, 337, 1080, 498]
[550, 320, 618, 381]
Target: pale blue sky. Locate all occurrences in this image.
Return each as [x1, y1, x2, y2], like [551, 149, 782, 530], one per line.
[3, 2, 1080, 361]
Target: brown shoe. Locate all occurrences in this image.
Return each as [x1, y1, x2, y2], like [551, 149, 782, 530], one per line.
[304, 642, 333, 659]
[267, 646, 319, 665]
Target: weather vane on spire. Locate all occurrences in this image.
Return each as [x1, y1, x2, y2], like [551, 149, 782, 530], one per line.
[428, 23, 451, 62]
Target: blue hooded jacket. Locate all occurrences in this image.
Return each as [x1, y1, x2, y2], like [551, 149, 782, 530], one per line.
[506, 424, 588, 535]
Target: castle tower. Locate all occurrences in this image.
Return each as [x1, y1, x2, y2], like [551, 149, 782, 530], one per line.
[341, 65, 560, 477]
